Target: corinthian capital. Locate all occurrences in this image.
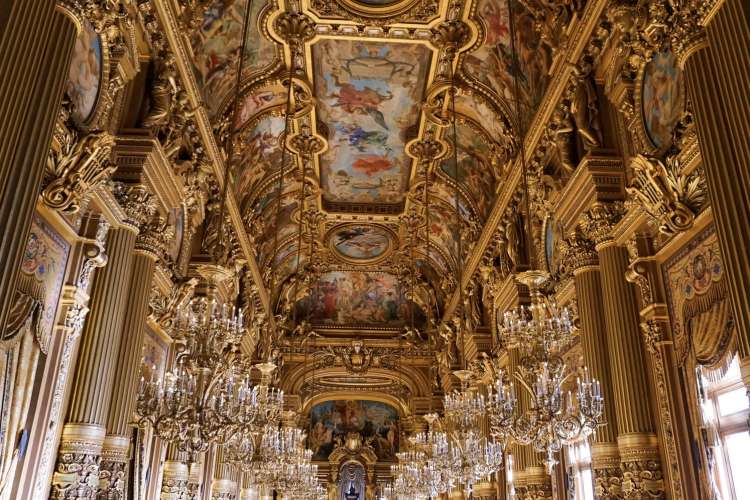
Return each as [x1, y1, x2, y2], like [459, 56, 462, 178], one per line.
[136, 214, 174, 260]
[112, 183, 157, 229]
[670, 0, 716, 68]
[579, 202, 625, 246]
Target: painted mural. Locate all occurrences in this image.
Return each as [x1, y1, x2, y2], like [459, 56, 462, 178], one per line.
[463, 0, 550, 118]
[330, 225, 391, 261]
[66, 20, 102, 124]
[299, 271, 411, 325]
[308, 400, 399, 461]
[234, 84, 287, 130]
[455, 93, 507, 145]
[642, 48, 685, 150]
[233, 115, 286, 213]
[439, 123, 497, 220]
[21, 216, 70, 346]
[313, 40, 431, 205]
[257, 197, 299, 266]
[191, 0, 276, 116]
[166, 206, 185, 265]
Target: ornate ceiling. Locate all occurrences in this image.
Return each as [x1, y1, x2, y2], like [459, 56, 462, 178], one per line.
[187, 0, 551, 332]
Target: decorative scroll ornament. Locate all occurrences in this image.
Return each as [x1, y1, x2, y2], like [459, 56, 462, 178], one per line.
[627, 154, 706, 235]
[44, 129, 116, 213]
[273, 12, 316, 49]
[621, 459, 666, 499]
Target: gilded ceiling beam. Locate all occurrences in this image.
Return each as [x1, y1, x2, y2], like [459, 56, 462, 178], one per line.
[440, 0, 611, 322]
[150, 0, 273, 324]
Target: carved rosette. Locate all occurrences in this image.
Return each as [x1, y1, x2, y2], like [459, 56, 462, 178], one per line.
[112, 183, 157, 231]
[160, 461, 189, 500]
[98, 436, 130, 500]
[50, 424, 106, 500]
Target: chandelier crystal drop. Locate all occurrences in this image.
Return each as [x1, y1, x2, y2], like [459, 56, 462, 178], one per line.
[489, 270, 605, 473]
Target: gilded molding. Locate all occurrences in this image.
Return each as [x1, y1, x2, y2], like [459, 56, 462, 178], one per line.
[626, 155, 707, 236]
[49, 423, 106, 500]
[580, 201, 626, 247]
[111, 183, 157, 230]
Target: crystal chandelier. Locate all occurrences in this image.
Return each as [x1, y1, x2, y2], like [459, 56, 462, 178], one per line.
[137, 270, 252, 454]
[489, 271, 604, 473]
[244, 423, 326, 499]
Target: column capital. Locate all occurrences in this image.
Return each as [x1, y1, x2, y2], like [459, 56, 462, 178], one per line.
[112, 182, 157, 230]
[136, 213, 174, 260]
[580, 201, 626, 248]
[671, 1, 714, 68]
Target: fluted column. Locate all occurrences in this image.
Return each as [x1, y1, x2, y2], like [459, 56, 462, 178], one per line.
[571, 244, 623, 498]
[160, 445, 190, 500]
[0, 2, 77, 333]
[506, 349, 527, 496]
[49, 225, 138, 499]
[100, 215, 166, 498]
[597, 242, 663, 497]
[675, 0, 750, 392]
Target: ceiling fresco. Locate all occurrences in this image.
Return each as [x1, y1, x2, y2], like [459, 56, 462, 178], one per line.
[313, 39, 432, 208]
[190, 0, 550, 329]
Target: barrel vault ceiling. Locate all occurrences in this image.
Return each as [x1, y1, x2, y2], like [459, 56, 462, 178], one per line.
[187, 0, 551, 333]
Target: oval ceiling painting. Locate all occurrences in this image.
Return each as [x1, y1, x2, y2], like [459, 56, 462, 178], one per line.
[641, 48, 685, 151]
[329, 224, 392, 262]
[66, 20, 103, 124]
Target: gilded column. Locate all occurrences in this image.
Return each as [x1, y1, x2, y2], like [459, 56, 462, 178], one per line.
[100, 214, 169, 498]
[0, 1, 77, 333]
[673, 0, 750, 393]
[569, 236, 623, 498]
[506, 349, 528, 497]
[187, 460, 203, 500]
[50, 186, 153, 499]
[160, 444, 190, 500]
[588, 205, 663, 498]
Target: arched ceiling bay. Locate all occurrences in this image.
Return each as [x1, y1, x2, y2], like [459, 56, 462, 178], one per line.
[188, 0, 551, 330]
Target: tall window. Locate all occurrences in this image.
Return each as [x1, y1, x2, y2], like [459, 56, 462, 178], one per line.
[566, 440, 594, 500]
[701, 357, 750, 500]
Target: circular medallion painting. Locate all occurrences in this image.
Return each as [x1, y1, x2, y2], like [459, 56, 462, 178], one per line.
[641, 48, 685, 151]
[66, 20, 103, 124]
[329, 224, 393, 262]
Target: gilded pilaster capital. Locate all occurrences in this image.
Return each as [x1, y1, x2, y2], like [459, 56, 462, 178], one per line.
[211, 478, 236, 500]
[671, 2, 711, 69]
[136, 214, 174, 260]
[112, 182, 157, 230]
[562, 233, 599, 275]
[160, 461, 189, 500]
[579, 202, 625, 248]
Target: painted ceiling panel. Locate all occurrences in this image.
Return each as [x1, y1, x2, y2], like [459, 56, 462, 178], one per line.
[312, 39, 432, 207]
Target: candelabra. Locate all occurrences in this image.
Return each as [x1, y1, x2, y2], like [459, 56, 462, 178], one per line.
[489, 270, 604, 473]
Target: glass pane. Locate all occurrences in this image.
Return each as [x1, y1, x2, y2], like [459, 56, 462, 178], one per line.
[580, 468, 595, 500]
[717, 388, 749, 416]
[725, 431, 750, 500]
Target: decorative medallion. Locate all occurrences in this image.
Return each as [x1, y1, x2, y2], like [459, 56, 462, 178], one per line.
[66, 20, 103, 125]
[327, 224, 395, 263]
[640, 48, 685, 152]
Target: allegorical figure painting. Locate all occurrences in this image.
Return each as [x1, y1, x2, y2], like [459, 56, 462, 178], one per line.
[66, 20, 102, 124]
[313, 39, 431, 205]
[330, 225, 391, 261]
[642, 48, 685, 150]
[308, 400, 399, 461]
[463, 0, 550, 121]
[297, 271, 423, 326]
[191, 0, 275, 116]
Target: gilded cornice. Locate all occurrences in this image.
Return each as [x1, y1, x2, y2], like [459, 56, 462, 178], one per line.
[150, 0, 273, 319]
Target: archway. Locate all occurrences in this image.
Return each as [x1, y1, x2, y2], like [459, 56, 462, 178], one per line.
[338, 461, 366, 500]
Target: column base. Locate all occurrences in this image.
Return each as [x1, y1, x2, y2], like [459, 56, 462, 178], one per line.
[592, 442, 624, 499]
[618, 434, 665, 499]
[524, 466, 553, 499]
[99, 435, 130, 499]
[211, 478, 237, 500]
[160, 460, 189, 500]
[50, 423, 106, 500]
